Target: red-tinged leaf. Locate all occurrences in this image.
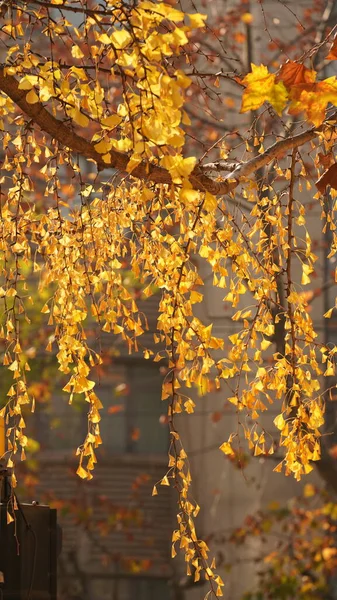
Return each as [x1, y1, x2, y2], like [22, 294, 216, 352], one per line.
[130, 427, 140, 441]
[318, 152, 334, 169]
[288, 78, 337, 126]
[329, 444, 337, 459]
[277, 60, 316, 87]
[316, 163, 337, 194]
[107, 404, 124, 414]
[211, 411, 222, 423]
[326, 37, 337, 60]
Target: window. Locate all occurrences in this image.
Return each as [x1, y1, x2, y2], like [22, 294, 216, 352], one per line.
[99, 362, 168, 455]
[30, 360, 168, 455]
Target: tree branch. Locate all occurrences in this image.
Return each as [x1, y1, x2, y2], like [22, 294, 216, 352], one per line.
[0, 0, 11, 19]
[15, 0, 115, 18]
[0, 67, 332, 196]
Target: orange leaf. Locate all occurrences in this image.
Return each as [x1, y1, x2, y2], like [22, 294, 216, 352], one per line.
[131, 427, 140, 441]
[288, 77, 337, 125]
[277, 61, 316, 87]
[107, 404, 124, 414]
[234, 32, 246, 44]
[7, 511, 14, 524]
[211, 411, 222, 423]
[318, 152, 334, 169]
[326, 37, 337, 61]
[316, 163, 337, 194]
[329, 444, 337, 459]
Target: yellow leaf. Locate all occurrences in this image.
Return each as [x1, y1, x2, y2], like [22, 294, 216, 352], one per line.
[241, 64, 288, 115]
[323, 547, 337, 561]
[6, 288, 17, 297]
[190, 290, 203, 304]
[7, 511, 14, 524]
[303, 483, 315, 497]
[98, 33, 112, 45]
[261, 339, 271, 351]
[149, 2, 184, 21]
[18, 76, 37, 90]
[273, 413, 285, 430]
[301, 272, 311, 285]
[189, 13, 207, 28]
[241, 12, 253, 24]
[72, 109, 89, 128]
[72, 377, 95, 393]
[180, 188, 199, 203]
[8, 360, 18, 372]
[228, 396, 238, 406]
[110, 29, 132, 49]
[161, 155, 196, 182]
[254, 444, 263, 456]
[76, 465, 88, 479]
[219, 441, 234, 455]
[94, 139, 112, 154]
[204, 192, 217, 212]
[126, 154, 142, 173]
[101, 114, 122, 128]
[26, 89, 39, 104]
[71, 45, 84, 59]
[324, 362, 335, 376]
[111, 137, 132, 152]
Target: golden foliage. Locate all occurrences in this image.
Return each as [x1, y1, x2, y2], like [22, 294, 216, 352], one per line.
[0, 0, 336, 592]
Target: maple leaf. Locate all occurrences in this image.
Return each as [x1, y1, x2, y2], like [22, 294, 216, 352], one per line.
[316, 163, 337, 194]
[288, 76, 337, 125]
[277, 61, 316, 87]
[240, 64, 288, 115]
[318, 152, 334, 169]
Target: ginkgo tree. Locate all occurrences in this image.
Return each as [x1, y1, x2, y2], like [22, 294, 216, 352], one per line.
[0, 0, 337, 595]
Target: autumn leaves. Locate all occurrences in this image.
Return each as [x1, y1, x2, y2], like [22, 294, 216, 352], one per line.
[240, 59, 337, 126]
